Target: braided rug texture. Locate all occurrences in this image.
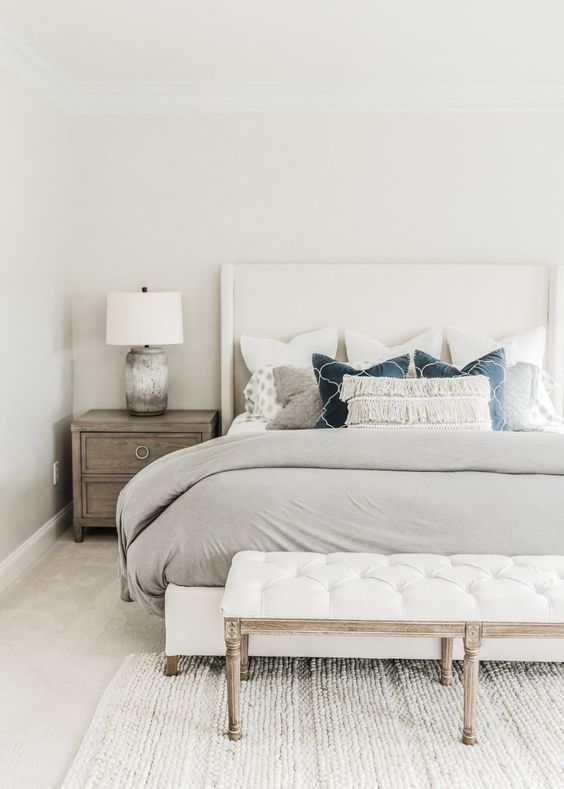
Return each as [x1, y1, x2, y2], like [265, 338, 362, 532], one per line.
[63, 654, 564, 789]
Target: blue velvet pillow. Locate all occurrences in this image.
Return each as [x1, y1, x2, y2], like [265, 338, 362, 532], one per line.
[313, 353, 410, 428]
[414, 348, 507, 431]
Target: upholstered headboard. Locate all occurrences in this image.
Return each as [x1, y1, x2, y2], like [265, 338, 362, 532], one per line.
[221, 263, 564, 433]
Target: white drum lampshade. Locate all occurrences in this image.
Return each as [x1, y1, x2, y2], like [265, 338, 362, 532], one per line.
[106, 289, 183, 416]
[106, 291, 183, 346]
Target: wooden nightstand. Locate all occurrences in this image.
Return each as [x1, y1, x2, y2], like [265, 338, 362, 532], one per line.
[71, 409, 219, 542]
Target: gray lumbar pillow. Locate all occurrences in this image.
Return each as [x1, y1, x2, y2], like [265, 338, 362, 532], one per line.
[267, 367, 322, 430]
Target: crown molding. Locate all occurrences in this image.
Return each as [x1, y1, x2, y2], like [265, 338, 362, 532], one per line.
[3, 18, 564, 116]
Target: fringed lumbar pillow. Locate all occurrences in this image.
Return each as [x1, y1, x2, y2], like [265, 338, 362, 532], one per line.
[414, 348, 507, 431]
[340, 375, 492, 430]
[312, 353, 410, 429]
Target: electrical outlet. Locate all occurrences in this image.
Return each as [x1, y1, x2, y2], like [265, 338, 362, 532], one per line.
[53, 460, 60, 486]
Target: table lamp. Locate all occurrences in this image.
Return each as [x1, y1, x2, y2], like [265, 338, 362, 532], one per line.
[106, 288, 183, 416]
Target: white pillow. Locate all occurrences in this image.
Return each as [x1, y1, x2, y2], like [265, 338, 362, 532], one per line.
[243, 366, 282, 420]
[241, 328, 338, 374]
[345, 328, 443, 365]
[447, 326, 546, 369]
[504, 362, 564, 433]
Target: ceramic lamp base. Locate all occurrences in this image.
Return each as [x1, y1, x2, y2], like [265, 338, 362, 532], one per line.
[125, 346, 168, 416]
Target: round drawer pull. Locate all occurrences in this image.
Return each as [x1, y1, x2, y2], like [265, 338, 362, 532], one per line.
[135, 445, 150, 460]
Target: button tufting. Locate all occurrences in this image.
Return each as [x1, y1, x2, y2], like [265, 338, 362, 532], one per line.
[223, 551, 564, 622]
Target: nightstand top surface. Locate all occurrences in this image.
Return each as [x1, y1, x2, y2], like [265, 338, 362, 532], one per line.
[71, 409, 219, 432]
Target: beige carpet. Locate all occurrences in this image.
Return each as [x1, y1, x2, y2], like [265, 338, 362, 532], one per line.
[0, 530, 163, 789]
[63, 653, 564, 789]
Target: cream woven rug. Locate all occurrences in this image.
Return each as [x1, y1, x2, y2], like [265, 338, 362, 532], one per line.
[63, 654, 564, 789]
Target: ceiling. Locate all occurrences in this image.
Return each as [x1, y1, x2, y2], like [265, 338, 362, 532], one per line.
[1, 0, 563, 86]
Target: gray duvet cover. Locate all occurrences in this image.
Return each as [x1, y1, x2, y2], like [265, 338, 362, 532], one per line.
[117, 430, 564, 616]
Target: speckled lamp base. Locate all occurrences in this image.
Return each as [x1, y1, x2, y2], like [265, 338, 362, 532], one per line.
[125, 346, 168, 416]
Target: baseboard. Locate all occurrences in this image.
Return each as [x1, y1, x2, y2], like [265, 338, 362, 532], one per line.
[0, 502, 72, 594]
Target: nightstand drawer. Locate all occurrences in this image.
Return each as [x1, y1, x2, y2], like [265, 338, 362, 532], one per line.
[82, 477, 131, 518]
[82, 432, 200, 474]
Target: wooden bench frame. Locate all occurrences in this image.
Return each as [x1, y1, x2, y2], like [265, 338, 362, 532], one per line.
[223, 617, 564, 744]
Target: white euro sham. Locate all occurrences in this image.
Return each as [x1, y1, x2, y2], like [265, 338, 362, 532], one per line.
[241, 327, 338, 373]
[345, 328, 443, 367]
[447, 326, 546, 369]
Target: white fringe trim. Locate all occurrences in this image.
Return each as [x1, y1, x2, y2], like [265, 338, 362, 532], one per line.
[349, 422, 492, 431]
[340, 374, 490, 401]
[341, 375, 492, 430]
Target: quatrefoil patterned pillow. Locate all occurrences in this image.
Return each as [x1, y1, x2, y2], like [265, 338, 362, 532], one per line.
[313, 353, 410, 428]
[414, 348, 507, 431]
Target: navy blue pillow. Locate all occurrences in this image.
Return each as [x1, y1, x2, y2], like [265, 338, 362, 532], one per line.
[313, 353, 410, 428]
[414, 348, 507, 431]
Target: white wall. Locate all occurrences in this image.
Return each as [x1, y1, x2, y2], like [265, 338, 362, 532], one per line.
[72, 112, 564, 414]
[0, 67, 72, 564]
[2, 71, 564, 563]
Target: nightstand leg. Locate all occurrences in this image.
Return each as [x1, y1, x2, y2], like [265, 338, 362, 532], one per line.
[73, 523, 84, 543]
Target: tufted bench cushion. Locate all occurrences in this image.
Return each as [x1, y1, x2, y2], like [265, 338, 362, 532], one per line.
[221, 552, 564, 623]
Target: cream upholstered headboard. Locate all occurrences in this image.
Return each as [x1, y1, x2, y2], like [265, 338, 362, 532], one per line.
[220, 263, 564, 434]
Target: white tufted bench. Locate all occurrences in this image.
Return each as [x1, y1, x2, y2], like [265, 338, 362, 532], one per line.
[220, 551, 564, 743]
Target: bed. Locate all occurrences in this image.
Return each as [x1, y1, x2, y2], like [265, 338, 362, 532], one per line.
[118, 262, 564, 661]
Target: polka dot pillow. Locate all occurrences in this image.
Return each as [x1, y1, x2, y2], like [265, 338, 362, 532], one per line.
[244, 366, 282, 420]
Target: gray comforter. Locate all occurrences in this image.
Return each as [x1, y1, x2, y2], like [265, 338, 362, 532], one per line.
[117, 430, 564, 616]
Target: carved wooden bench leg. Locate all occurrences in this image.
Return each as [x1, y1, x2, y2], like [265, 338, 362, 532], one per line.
[164, 655, 178, 676]
[440, 637, 453, 686]
[462, 623, 482, 745]
[225, 618, 242, 741]
[241, 634, 249, 681]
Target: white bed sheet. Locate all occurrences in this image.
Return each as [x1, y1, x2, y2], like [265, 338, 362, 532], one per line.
[227, 413, 270, 435]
